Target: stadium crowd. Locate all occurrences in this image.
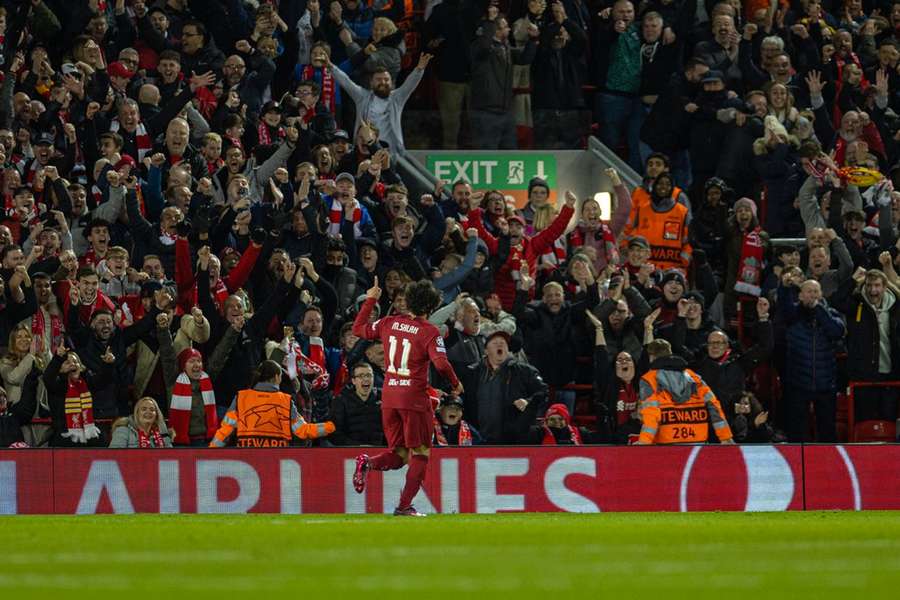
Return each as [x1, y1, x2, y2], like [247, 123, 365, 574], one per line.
[1, 0, 900, 449]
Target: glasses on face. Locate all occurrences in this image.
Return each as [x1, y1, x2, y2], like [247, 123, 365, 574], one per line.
[353, 373, 374, 380]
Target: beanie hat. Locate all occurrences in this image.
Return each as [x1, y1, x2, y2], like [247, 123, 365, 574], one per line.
[734, 197, 758, 218]
[178, 347, 202, 373]
[660, 269, 686, 289]
[528, 177, 549, 195]
[545, 403, 571, 423]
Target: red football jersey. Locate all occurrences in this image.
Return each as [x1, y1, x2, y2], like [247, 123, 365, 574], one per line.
[353, 298, 459, 412]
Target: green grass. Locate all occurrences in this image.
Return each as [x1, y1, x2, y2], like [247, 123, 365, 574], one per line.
[2, 513, 900, 598]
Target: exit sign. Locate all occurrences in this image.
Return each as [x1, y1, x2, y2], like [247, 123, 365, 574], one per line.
[426, 154, 557, 190]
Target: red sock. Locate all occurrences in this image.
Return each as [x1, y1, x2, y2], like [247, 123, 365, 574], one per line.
[398, 455, 428, 509]
[369, 451, 404, 471]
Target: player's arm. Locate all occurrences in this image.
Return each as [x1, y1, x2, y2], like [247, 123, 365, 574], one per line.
[428, 333, 463, 396]
[351, 276, 383, 341]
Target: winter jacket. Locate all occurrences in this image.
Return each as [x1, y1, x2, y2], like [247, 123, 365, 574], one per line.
[596, 287, 653, 365]
[460, 358, 547, 444]
[41, 355, 107, 447]
[330, 62, 424, 153]
[65, 302, 160, 419]
[108, 416, 173, 448]
[641, 71, 698, 154]
[467, 204, 574, 310]
[592, 344, 644, 444]
[694, 319, 773, 415]
[752, 141, 804, 236]
[470, 20, 537, 112]
[0, 368, 38, 447]
[530, 19, 588, 110]
[512, 282, 600, 386]
[835, 288, 900, 380]
[778, 285, 847, 392]
[348, 30, 405, 85]
[328, 386, 385, 446]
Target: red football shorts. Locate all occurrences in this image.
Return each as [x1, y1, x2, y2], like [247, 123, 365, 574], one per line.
[382, 408, 433, 450]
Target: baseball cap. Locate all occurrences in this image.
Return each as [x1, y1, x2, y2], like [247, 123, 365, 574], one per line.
[628, 236, 650, 250]
[335, 172, 355, 185]
[108, 61, 135, 80]
[702, 70, 724, 84]
[331, 129, 351, 142]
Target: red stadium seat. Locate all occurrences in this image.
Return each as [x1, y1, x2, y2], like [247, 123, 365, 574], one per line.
[853, 420, 896, 443]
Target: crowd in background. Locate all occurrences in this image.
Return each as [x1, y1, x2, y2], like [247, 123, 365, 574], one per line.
[2, 0, 900, 449]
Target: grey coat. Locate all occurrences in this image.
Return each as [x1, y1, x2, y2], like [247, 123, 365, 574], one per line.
[108, 416, 173, 448]
[331, 63, 424, 153]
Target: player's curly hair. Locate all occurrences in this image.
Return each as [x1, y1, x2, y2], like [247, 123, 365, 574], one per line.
[405, 280, 443, 317]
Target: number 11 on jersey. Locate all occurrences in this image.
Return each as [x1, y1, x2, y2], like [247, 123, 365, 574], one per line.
[387, 335, 411, 376]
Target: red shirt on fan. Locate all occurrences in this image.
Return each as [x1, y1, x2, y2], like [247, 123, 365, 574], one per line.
[352, 298, 460, 413]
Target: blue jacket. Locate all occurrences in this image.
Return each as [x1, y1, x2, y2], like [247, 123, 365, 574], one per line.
[778, 285, 846, 392]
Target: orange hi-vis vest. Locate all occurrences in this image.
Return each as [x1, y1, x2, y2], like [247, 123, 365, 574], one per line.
[638, 362, 732, 444]
[623, 187, 692, 271]
[210, 388, 334, 448]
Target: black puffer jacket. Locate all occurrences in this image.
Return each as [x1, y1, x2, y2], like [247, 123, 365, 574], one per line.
[0, 368, 38, 447]
[328, 386, 385, 446]
[694, 319, 773, 419]
[460, 358, 547, 444]
[512, 283, 600, 386]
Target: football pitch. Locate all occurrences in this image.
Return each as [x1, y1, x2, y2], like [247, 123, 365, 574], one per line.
[2, 512, 899, 598]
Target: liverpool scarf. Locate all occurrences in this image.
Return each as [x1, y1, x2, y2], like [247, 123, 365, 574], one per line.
[169, 372, 217, 444]
[31, 307, 62, 355]
[569, 223, 620, 268]
[257, 122, 285, 146]
[734, 228, 764, 297]
[434, 420, 473, 446]
[62, 377, 101, 444]
[109, 119, 152, 162]
[538, 236, 567, 272]
[327, 196, 362, 237]
[541, 424, 583, 445]
[286, 338, 330, 390]
[138, 427, 165, 448]
[302, 65, 335, 113]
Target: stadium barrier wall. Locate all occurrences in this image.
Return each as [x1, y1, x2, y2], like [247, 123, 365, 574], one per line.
[0, 445, 896, 514]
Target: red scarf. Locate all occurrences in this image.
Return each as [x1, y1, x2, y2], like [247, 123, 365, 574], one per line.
[433, 420, 474, 446]
[286, 338, 330, 390]
[616, 383, 638, 427]
[257, 122, 285, 146]
[63, 377, 100, 444]
[333, 358, 349, 394]
[734, 227, 764, 297]
[206, 158, 223, 175]
[31, 307, 62, 355]
[538, 236, 567, 272]
[137, 427, 165, 448]
[541, 425, 583, 445]
[569, 222, 620, 268]
[716, 348, 732, 365]
[109, 120, 152, 162]
[302, 65, 335, 113]
[328, 197, 362, 236]
[169, 372, 217, 445]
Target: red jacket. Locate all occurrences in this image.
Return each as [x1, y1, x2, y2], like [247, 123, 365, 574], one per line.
[467, 204, 575, 310]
